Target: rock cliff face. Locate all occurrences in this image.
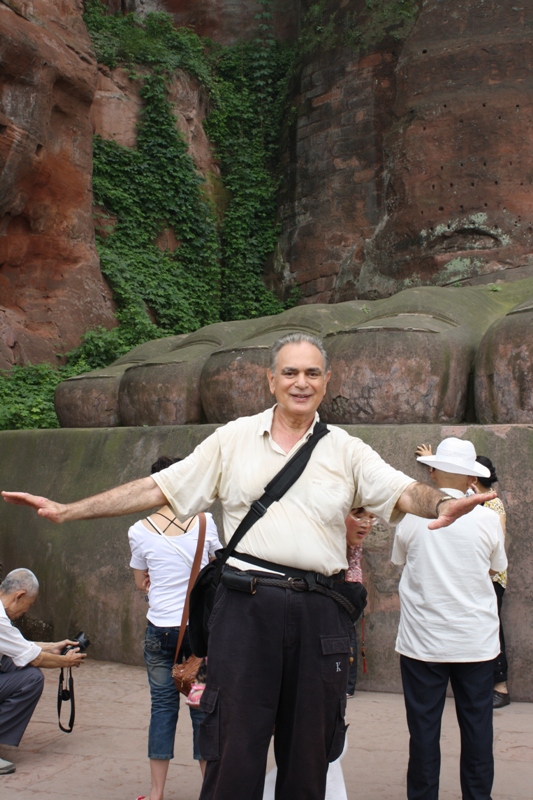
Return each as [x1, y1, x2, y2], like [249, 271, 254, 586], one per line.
[266, 0, 533, 303]
[90, 65, 219, 180]
[0, 0, 116, 370]
[120, 0, 300, 45]
[2, 0, 533, 372]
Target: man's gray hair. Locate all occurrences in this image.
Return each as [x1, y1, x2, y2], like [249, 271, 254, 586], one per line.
[0, 568, 39, 597]
[269, 332, 329, 373]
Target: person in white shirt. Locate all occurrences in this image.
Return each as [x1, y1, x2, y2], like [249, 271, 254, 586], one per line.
[0, 568, 86, 775]
[392, 438, 507, 800]
[129, 456, 222, 800]
[2, 335, 494, 800]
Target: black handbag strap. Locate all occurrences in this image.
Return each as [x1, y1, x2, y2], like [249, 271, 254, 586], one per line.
[215, 420, 330, 577]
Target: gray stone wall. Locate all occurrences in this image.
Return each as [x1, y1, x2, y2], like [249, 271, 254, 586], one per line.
[0, 423, 531, 700]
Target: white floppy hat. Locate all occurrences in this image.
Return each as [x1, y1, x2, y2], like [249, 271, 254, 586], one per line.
[417, 437, 491, 478]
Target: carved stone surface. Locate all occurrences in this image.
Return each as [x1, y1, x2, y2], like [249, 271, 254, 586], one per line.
[55, 279, 533, 427]
[0, 0, 116, 370]
[475, 300, 533, 424]
[54, 335, 188, 428]
[266, 0, 533, 304]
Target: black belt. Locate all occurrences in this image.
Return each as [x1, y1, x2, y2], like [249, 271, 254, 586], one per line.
[230, 550, 345, 589]
[221, 556, 366, 623]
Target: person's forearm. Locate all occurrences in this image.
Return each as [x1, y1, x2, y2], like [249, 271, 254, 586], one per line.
[3, 477, 167, 523]
[63, 478, 166, 522]
[30, 651, 72, 668]
[396, 482, 448, 518]
[61, 477, 165, 522]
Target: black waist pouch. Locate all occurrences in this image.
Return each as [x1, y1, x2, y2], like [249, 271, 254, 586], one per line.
[328, 580, 367, 623]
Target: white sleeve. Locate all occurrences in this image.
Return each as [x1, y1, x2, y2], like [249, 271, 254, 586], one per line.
[0, 614, 41, 667]
[205, 513, 223, 556]
[128, 524, 148, 570]
[489, 517, 508, 573]
[391, 522, 407, 566]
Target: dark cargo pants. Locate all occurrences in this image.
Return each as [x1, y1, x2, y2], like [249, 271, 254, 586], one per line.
[198, 581, 351, 800]
[0, 655, 44, 746]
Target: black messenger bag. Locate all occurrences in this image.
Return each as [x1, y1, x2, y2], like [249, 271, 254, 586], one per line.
[188, 421, 331, 657]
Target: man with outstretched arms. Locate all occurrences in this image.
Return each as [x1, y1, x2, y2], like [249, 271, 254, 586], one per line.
[3, 333, 494, 800]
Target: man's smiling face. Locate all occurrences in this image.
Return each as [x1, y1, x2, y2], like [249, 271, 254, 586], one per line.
[267, 341, 330, 419]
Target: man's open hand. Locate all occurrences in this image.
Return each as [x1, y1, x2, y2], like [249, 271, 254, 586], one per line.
[2, 492, 67, 523]
[428, 491, 496, 530]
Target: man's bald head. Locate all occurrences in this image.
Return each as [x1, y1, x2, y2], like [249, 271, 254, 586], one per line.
[0, 568, 39, 598]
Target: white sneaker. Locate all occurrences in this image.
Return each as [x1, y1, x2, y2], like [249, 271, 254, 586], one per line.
[0, 757, 15, 774]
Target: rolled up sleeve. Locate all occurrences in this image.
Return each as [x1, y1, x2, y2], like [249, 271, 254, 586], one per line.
[350, 439, 416, 524]
[151, 429, 223, 519]
[0, 612, 41, 667]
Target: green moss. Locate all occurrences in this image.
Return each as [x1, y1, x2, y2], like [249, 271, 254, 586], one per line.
[297, 0, 420, 57]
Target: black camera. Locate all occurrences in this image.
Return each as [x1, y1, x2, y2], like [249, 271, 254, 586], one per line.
[60, 631, 91, 655]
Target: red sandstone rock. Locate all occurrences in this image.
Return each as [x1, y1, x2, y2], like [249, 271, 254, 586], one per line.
[124, 0, 299, 45]
[90, 66, 220, 182]
[90, 68, 145, 150]
[0, 0, 116, 370]
[266, 0, 533, 305]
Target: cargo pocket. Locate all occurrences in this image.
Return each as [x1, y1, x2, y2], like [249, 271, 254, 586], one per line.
[328, 696, 349, 763]
[198, 687, 220, 761]
[320, 635, 351, 684]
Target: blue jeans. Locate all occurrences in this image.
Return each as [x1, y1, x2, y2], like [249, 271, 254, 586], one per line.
[144, 623, 205, 760]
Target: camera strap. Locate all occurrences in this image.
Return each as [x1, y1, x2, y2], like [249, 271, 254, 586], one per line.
[57, 667, 75, 733]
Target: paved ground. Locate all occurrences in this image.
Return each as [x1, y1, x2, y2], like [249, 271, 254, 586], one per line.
[1, 660, 531, 799]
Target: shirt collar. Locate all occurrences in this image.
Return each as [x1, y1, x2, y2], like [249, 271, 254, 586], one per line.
[259, 405, 320, 441]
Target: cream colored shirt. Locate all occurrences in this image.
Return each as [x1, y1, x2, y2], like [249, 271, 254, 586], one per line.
[153, 407, 415, 576]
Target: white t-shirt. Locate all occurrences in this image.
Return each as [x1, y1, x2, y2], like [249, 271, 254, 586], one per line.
[128, 512, 221, 627]
[391, 488, 507, 662]
[0, 601, 41, 667]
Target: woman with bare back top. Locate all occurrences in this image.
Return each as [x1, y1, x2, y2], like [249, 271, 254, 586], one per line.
[129, 456, 222, 800]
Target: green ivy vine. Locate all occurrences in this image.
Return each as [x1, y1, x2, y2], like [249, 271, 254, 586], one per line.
[0, 1, 297, 430]
[0, 0, 419, 430]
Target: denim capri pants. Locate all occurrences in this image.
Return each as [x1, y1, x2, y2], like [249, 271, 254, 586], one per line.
[144, 622, 205, 760]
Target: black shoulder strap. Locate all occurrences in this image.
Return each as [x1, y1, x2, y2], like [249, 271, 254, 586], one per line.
[217, 420, 330, 573]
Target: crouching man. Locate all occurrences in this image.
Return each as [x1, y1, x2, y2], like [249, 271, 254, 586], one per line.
[0, 568, 87, 774]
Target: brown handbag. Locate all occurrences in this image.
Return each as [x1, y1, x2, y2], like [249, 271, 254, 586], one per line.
[171, 512, 206, 697]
